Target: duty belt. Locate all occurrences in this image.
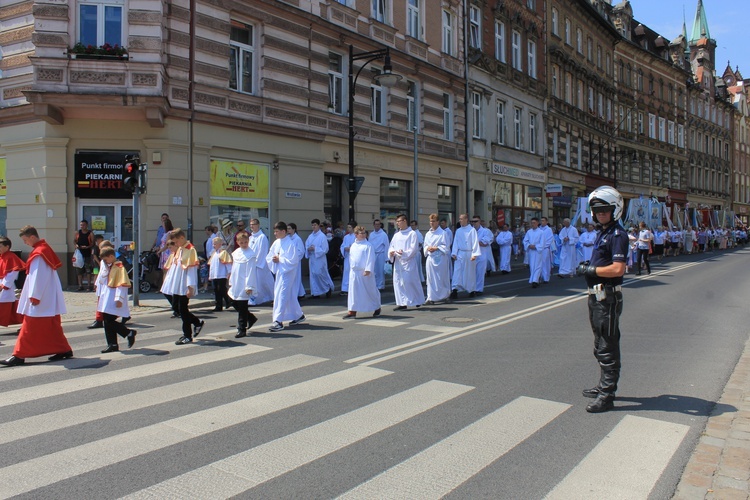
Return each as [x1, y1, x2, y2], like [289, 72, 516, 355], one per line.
[587, 285, 622, 295]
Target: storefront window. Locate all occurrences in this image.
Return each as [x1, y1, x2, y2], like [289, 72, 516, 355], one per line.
[380, 178, 410, 237]
[210, 159, 270, 235]
[437, 184, 456, 228]
[324, 174, 343, 227]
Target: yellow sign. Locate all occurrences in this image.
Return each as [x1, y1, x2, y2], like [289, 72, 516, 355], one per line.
[0, 158, 6, 208]
[91, 215, 106, 231]
[210, 160, 269, 200]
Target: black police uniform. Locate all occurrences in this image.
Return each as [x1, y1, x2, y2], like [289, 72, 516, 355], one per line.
[585, 221, 629, 401]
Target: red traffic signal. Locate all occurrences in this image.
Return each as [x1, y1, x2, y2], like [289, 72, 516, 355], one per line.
[123, 155, 139, 193]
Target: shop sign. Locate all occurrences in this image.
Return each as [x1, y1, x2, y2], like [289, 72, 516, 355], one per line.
[545, 184, 562, 197]
[491, 163, 546, 183]
[74, 152, 135, 199]
[552, 196, 572, 207]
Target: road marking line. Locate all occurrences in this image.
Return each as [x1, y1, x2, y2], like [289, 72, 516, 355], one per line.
[0, 354, 326, 446]
[407, 325, 459, 333]
[544, 414, 689, 499]
[0, 342, 271, 408]
[0, 366, 392, 498]
[123, 380, 473, 499]
[357, 319, 410, 327]
[338, 396, 570, 499]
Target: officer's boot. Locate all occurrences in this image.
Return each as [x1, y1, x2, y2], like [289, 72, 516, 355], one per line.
[586, 393, 615, 413]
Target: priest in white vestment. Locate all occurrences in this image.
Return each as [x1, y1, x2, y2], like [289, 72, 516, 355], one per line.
[450, 214, 480, 298]
[248, 221, 275, 305]
[539, 217, 554, 282]
[343, 226, 381, 318]
[557, 218, 579, 277]
[474, 218, 494, 292]
[523, 218, 545, 287]
[424, 214, 451, 304]
[389, 215, 424, 310]
[266, 222, 305, 332]
[579, 224, 597, 262]
[368, 219, 389, 291]
[340, 223, 356, 294]
[287, 223, 307, 299]
[495, 224, 513, 273]
[305, 219, 334, 298]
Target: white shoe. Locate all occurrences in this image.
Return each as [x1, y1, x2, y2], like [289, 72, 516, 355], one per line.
[289, 315, 306, 326]
[268, 322, 284, 332]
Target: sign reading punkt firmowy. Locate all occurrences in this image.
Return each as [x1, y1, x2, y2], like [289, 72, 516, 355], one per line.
[74, 151, 138, 199]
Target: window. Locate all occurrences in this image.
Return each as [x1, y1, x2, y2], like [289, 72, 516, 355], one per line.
[597, 45, 602, 68]
[328, 52, 344, 114]
[443, 93, 452, 140]
[529, 113, 537, 153]
[638, 112, 644, 134]
[588, 87, 594, 112]
[597, 92, 603, 117]
[606, 98, 612, 121]
[576, 28, 582, 53]
[514, 107, 522, 149]
[496, 100, 505, 145]
[526, 0, 535, 8]
[527, 40, 536, 78]
[78, 0, 124, 48]
[511, 31, 522, 71]
[372, 0, 388, 23]
[648, 113, 656, 138]
[564, 72, 572, 104]
[407, 0, 421, 39]
[469, 6, 481, 49]
[606, 53, 611, 76]
[551, 65, 559, 98]
[618, 105, 624, 130]
[668, 121, 675, 145]
[564, 18, 571, 45]
[636, 70, 643, 91]
[407, 81, 418, 131]
[551, 8, 558, 36]
[494, 21, 506, 62]
[658, 117, 666, 142]
[471, 91, 483, 139]
[371, 78, 384, 125]
[576, 79, 583, 109]
[229, 23, 254, 94]
[442, 10, 454, 56]
[587, 37, 593, 62]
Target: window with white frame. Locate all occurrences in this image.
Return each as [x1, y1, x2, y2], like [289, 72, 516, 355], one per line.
[587, 86, 594, 112]
[587, 37, 593, 62]
[597, 92, 603, 117]
[668, 121, 675, 145]
[638, 112, 644, 134]
[229, 23, 254, 94]
[648, 113, 656, 138]
[372, 0, 388, 24]
[495, 21, 506, 62]
[511, 30, 521, 71]
[618, 105, 624, 130]
[605, 53, 611, 76]
[496, 100, 505, 145]
[527, 40, 536, 78]
[606, 98, 612, 121]
[626, 109, 632, 132]
[576, 79, 583, 109]
[564, 72, 572, 104]
[407, 0, 421, 39]
[407, 80, 418, 131]
[371, 78, 385, 125]
[78, 0, 124, 48]
[576, 28, 582, 53]
[442, 10, 454, 56]
[529, 113, 537, 153]
[328, 52, 344, 114]
[564, 18, 571, 45]
[514, 107, 522, 149]
[551, 8, 558, 36]
[658, 117, 666, 142]
[469, 5, 481, 49]
[551, 65, 559, 98]
[471, 91, 483, 138]
[443, 93, 452, 141]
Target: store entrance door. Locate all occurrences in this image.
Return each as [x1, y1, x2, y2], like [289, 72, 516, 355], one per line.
[80, 202, 133, 249]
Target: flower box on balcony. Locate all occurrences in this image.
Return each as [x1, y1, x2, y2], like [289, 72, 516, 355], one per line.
[68, 43, 128, 60]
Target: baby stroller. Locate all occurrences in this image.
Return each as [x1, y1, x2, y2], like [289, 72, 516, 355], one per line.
[137, 250, 162, 292]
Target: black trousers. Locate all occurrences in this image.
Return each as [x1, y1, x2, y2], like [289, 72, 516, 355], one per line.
[164, 294, 180, 316]
[212, 278, 231, 310]
[173, 294, 201, 338]
[103, 312, 130, 347]
[232, 300, 258, 334]
[635, 248, 651, 274]
[587, 291, 623, 395]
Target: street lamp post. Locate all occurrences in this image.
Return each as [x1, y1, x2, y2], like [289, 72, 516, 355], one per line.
[348, 45, 401, 224]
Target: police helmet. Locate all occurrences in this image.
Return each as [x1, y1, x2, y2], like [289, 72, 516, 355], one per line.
[588, 185, 623, 220]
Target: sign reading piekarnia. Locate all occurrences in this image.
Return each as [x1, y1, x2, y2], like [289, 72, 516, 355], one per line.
[74, 151, 137, 199]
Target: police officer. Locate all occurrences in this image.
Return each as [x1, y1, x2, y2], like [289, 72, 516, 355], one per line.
[576, 186, 628, 413]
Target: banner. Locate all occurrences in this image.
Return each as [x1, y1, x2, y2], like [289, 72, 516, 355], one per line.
[625, 196, 648, 228]
[210, 160, 270, 203]
[571, 197, 593, 227]
[647, 200, 663, 229]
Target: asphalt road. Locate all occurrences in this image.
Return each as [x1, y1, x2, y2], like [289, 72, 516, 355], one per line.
[0, 247, 747, 499]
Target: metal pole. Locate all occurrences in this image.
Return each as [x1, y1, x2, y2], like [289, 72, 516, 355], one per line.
[132, 189, 140, 306]
[348, 45, 356, 225]
[413, 125, 418, 219]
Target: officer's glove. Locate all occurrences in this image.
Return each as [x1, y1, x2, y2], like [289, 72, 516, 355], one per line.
[576, 261, 597, 278]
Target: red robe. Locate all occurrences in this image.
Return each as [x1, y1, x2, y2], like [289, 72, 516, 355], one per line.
[13, 240, 72, 358]
[0, 251, 25, 326]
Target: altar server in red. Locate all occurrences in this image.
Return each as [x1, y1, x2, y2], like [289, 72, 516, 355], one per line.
[0, 237, 24, 327]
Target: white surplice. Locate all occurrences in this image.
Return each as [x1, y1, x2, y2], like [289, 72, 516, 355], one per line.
[227, 247, 256, 301]
[368, 229, 389, 290]
[340, 232, 356, 292]
[523, 227, 545, 284]
[557, 225, 580, 275]
[423, 227, 451, 302]
[476, 225, 494, 291]
[289, 232, 306, 297]
[305, 230, 334, 296]
[389, 228, 424, 307]
[266, 236, 303, 323]
[249, 231, 275, 305]
[539, 225, 554, 281]
[495, 230, 513, 272]
[579, 229, 597, 262]
[451, 225, 480, 293]
[347, 239, 380, 313]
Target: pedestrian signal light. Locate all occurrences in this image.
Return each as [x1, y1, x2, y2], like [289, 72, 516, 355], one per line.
[123, 155, 139, 193]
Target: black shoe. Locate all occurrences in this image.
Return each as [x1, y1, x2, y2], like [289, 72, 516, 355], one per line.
[373, 308, 381, 317]
[0, 355, 25, 366]
[582, 387, 600, 398]
[127, 330, 137, 348]
[342, 312, 356, 319]
[425, 300, 435, 305]
[469, 292, 476, 297]
[531, 282, 539, 288]
[326, 289, 332, 299]
[393, 305, 407, 311]
[101, 345, 119, 353]
[121, 316, 131, 325]
[586, 394, 615, 413]
[235, 331, 247, 338]
[449, 290, 458, 300]
[49, 350, 73, 361]
[87, 321, 103, 329]
[475, 291, 483, 296]
[339, 292, 348, 296]
[175, 336, 193, 345]
[289, 315, 306, 326]
[211, 308, 222, 312]
[170, 313, 180, 319]
[193, 320, 205, 337]
[501, 270, 509, 274]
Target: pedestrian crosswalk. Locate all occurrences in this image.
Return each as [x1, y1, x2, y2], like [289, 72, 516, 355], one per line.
[0, 322, 691, 499]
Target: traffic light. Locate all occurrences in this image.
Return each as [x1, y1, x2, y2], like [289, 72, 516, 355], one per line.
[123, 155, 139, 193]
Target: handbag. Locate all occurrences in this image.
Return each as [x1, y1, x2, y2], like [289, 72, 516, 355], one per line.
[72, 248, 84, 268]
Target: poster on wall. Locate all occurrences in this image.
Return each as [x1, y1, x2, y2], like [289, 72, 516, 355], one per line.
[91, 215, 106, 231]
[210, 159, 271, 234]
[74, 151, 137, 199]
